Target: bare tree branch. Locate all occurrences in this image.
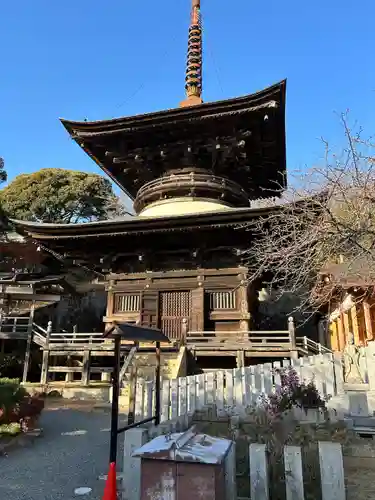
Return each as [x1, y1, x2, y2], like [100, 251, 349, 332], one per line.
[244, 112, 375, 322]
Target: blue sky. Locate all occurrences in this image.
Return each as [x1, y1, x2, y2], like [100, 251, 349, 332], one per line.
[1, 0, 374, 200]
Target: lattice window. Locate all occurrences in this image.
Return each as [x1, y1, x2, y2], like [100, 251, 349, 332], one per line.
[160, 291, 191, 340]
[113, 293, 140, 313]
[209, 291, 237, 310]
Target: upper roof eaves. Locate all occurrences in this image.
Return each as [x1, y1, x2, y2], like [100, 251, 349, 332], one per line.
[60, 80, 286, 137]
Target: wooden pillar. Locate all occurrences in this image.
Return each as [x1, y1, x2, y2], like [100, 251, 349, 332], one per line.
[363, 301, 373, 341]
[127, 367, 137, 425]
[82, 350, 91, 386]
[343, 311, 350, 344]
[40, 320, 52, 385]
[350, 305, 360, 346]
[329, 320, 339, 351]
[318, 319, 326, 346]
[191, 287, 204, 333]
[236, 350, 245, 368]
[65, 355, 74, 383]
[106, 281, 115, 318]
[337, 315, 345, 351]
[287, 316, 297, 355]
[22, 301, 35, 383]
[238, 282, 250, 333]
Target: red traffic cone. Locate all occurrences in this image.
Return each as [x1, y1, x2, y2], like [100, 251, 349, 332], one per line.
[102, 462, 117, 500]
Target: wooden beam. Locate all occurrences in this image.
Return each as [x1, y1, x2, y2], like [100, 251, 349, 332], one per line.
[107, 267, 249, 281]
[363, 301, 373, 340]
[337, 315, 345, 351]
[48, 366, 112, 373]
[350, 305, 360, 345]
[343, 311, 350, 344]
[329, 320, 339, 351]
[119, 344, 138, 382]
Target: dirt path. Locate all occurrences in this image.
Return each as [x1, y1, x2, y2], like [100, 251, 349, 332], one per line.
[0, 400, 126, 500]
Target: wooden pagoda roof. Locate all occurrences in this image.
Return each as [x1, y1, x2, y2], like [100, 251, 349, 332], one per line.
[11, 205, 280, 242]
[61, 81, 287, 201]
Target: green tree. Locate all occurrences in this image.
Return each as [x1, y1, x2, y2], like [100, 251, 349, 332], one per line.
[0, 168, 126, 223]
[0, 158, 6, 184]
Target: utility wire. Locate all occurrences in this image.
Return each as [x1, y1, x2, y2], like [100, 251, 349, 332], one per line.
[206, 37, 225, 96]
[111, 30, 180, 117]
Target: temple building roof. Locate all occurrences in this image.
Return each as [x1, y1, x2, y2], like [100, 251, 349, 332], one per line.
[11, 204, 279, 241]
[61, 80, 287, 206]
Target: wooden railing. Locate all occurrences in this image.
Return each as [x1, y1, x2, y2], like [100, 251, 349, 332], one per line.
[48, 332, 106, 346]
[186, 318, 296, 353]
[186, 331, 293, 350]
[0, 315, 32, 338]
[297, 336, 333, 355]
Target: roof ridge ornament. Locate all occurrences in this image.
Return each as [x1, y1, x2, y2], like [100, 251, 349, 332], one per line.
[180, 0, 203, 107]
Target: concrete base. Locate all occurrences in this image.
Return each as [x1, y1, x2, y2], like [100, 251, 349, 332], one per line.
[328, 390, 375, 418]
[22, 382, 111, 402]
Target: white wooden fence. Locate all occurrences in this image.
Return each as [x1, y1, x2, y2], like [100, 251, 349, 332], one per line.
[131, 353, 343, 422]
[121, 422, 346, 500]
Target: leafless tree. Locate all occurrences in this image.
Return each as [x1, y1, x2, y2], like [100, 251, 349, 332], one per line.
[245, 112, 375, 320]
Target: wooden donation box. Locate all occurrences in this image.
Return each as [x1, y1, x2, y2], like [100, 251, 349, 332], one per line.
[132, 426, 236, 500]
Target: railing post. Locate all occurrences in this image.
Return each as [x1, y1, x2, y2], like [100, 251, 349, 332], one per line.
[288, 317, 298, 359]
[82, 350, 90, 386]
[22, 301, 35, 384]
[303, 336, 308, 352]
[181, 318, 188, 346]
[40, 321, 52, 385]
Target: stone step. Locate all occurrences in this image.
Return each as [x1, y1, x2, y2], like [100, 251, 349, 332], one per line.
[352, 416, 375, 428]
[353, 426, 375, 436]
[328, 392, 375, 418]
[124, 350, 181, 381]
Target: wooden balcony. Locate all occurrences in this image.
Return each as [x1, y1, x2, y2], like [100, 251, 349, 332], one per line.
[185, 326, 330, 359]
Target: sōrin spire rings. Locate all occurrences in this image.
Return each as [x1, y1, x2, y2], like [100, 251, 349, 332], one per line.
[185, 0, 202, 99]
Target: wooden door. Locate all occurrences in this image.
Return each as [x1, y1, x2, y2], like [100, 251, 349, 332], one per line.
[140, 290, 159, 329]
[159, 291, 191, 341]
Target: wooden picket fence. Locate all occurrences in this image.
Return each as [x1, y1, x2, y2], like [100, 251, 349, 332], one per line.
[249, 441, 345, 500]
[121, 419, 346, 500]
[132, 353, 343, 422]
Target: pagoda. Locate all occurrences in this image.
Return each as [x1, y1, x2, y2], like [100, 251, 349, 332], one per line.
[13, 0, 290, 371]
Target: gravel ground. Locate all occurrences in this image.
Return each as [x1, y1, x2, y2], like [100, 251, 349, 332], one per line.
[0, 401, 126, 500]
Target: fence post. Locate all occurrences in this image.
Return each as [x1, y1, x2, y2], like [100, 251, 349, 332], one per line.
[284, 446, 304, 500]
[288, 317, 298, 359]
[318, 442, 345, 500]
[249, 443, 269, 500]
[333, 352, 344, 395]
[40, 321, 52, 385]
[122, 428, 148, 500]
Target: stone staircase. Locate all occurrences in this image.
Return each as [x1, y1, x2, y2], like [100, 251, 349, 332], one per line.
[123, 348, 184, 381]
[328, 389, 375, 438]
[118, 347, 187, 410]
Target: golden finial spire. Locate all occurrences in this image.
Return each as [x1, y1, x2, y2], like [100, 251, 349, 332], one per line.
[180, 0, 203, 107]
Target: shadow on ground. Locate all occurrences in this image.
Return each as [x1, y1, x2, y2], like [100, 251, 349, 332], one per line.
[0, 401, 126, 500]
